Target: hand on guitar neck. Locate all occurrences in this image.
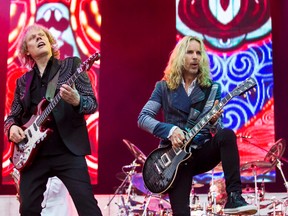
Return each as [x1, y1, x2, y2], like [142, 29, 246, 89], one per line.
[169, 100, 223, 149]
[169, 127, 186, 148]
[208, 100, 224, 125]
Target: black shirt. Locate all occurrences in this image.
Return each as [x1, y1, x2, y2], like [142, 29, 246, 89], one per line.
[30, 58, 68, 155]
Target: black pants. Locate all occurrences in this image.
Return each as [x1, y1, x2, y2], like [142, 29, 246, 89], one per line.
[19, 152, 102, 216]
[168, 128, 241, 216]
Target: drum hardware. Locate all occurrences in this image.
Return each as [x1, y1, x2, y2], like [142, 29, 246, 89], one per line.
[141, 194, 171, 216]
[240, 160, 273, 177]
[109, 139, 174, 215]
[120, 195, 129, 215]
[192, 182, 204, 188]
[108, 139, 148, 215]
[105, 159, 140, 214]
[242, 185, 255, 194]
[240, 160, 273, 215]
[142, 194, 152, 216]
[127, 197, 143, 206]
[207, 178, 227, 216]
[116, 172, 127, 181]
[264, 139, 288, 193]
[190, 182, 206, 215]
[131, 172, 150, 195]
[123, 139, 147, 164]
[276, 159, 288, 193]
[208, 167, 222, 215]
[205, 162, 223, 174]
[264, 138, 287, 166]
[266, 197, 286, 216]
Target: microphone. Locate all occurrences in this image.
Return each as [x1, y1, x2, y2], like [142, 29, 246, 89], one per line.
[122, 163, 141, 168]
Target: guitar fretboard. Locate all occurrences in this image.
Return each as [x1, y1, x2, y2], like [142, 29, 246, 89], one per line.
[35, 52, 100, 126]
[183, 93, 232, 148]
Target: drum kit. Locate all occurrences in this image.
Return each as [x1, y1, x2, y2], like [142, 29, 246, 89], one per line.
[105, 139, 172, 216]
[239, 138, 288, 216]
[106, 138, 288, 216]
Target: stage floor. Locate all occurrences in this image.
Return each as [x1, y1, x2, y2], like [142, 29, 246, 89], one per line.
[0, 193, 287, 215]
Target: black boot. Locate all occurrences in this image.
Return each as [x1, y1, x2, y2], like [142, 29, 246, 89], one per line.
[223, 191, 257, 215]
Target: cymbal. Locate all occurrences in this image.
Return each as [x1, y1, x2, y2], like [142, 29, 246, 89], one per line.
[240, 160, 273, 176]
[131, 173, 150, 194]
[192, 183, 204, 188]
[264, 138, 286, 168]
[213, 162, 223, 173]
[116, 172, 127, 181]
[123, 139, 147, 164]
[113, 185, 128, 194]
[205, 162, 223, 174]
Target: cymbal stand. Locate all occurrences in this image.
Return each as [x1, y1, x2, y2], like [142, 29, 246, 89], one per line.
[252, 168, 260, 215]
[210, 168, 217, 215]
[142, 192, 153, 216]
[276, 159, 288, 193]
[190, 183, 200, 211]
[105, 159, 138, 214]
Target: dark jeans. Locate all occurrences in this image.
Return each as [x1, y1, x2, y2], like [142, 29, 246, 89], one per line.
[19, 152, 102, 216]
[168, 128, 241, 216]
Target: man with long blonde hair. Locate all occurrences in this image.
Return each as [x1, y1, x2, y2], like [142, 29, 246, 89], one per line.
[4, 23, 102, 216]
[138, 36, 257, 215]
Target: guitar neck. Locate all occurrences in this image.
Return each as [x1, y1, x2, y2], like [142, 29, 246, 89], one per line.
[183, 92, 233, 147]
[34, 52, 100, 127]
[36, 72, 81, 126]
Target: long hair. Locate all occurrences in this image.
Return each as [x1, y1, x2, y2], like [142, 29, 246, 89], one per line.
[163, 36, 212, 90]
[17, 23, 60, 69]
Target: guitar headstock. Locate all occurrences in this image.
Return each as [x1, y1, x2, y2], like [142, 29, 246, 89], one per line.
[230, 77, 257, 97]
[79, 52, 101, 73]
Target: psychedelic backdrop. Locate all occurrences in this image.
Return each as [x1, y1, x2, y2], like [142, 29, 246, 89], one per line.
[3, 0, 101, 185]
[176, 0, 275, 183]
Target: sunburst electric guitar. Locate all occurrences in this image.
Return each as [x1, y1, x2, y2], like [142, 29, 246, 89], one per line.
[10, 52, 101, 171]
[142, 77, 257, 194]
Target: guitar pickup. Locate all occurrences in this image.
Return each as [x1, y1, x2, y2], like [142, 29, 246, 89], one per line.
[161, 153, 171, 167]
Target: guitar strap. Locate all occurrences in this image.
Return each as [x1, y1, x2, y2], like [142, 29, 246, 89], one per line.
[185, 85, 212, 129]
[45, 69, 60, 102]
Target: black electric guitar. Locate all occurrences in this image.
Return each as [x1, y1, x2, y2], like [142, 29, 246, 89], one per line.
[142, 77, 257, 194]
[11, 52, 101, 171]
